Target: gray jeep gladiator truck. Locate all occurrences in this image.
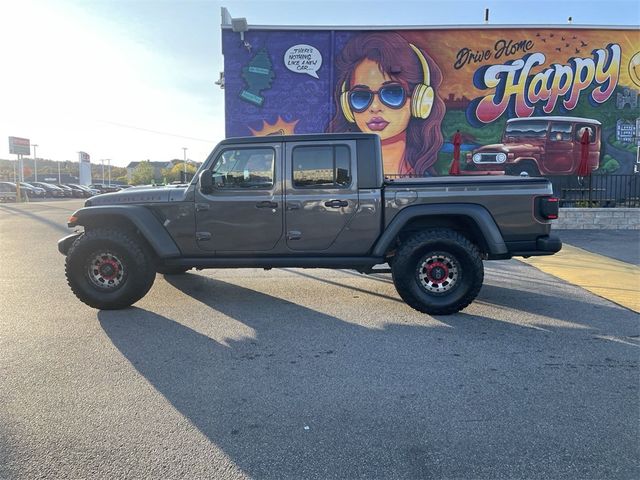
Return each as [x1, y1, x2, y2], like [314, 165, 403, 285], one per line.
[58, 133, 561, 315]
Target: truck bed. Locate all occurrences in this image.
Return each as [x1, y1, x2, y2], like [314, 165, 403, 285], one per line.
[384, 175, 550, 187]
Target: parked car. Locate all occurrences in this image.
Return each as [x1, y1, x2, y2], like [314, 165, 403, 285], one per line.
[67, 184, 97, 197]
[30, 182, 66, 198]
[466, 116, 602, 176]
[0, 182, 17, 202]
[55, 185, 76, 198]
[0, 182, 44, 200]
[59, 132, 561, 314]
[58, 184, 85, 198]
[20, 182, 47, 198]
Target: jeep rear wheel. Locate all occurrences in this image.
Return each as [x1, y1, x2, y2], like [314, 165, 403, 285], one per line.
[65, 228, 156, 309]
[391, 229, 484, 315]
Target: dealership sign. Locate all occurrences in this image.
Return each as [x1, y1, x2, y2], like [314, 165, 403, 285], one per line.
[8, 136, 30, 155]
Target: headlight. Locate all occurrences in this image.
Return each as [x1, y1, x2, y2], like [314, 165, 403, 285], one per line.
[472, 153, 482, 162]
[496, 153, 507, 163]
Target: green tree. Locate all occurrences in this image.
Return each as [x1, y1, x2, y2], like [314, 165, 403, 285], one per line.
[130, 161, 155, 185]
[163, 162, 197, 182]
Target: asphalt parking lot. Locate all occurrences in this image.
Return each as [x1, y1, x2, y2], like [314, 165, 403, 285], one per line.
[0, 199, 638, 479]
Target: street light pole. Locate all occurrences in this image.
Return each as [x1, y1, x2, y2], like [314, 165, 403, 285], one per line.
[33, 144, 38, 182]
[182, 147, 188, 182]
[101, 159, 105, 185]
[107, 159, 111, 186]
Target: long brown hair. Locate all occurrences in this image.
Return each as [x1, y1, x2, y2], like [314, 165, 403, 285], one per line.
[328, 32, 445, 175]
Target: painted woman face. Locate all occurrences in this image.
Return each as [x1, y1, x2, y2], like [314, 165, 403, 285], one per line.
[350, 58, 412, 140]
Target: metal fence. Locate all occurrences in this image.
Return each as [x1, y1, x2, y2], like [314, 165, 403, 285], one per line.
[548, 175, 640, 208]
[384, 173, 640, 208]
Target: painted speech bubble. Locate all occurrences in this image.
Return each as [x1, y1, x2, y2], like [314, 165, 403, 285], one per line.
[284, 44, 322, 79]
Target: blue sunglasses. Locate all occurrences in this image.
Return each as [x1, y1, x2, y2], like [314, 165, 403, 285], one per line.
[348, 83, 408, 112]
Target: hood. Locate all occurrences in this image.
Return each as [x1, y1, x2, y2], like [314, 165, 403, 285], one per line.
[85, 185, 188, 206]
[473, 143, 508, 153]
[474, 142, 544, 154]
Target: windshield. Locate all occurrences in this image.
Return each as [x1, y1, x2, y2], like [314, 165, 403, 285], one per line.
[504, 121, 548, 138]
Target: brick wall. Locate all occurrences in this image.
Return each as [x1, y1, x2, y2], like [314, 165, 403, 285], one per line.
[552, 208, 640, 229]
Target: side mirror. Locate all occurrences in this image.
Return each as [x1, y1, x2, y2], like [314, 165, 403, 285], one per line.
[199, 170, 213, 194]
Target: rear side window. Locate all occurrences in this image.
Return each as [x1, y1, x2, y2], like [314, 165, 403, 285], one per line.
[292, 145, 351, 188]
[575, 124, 596, 143]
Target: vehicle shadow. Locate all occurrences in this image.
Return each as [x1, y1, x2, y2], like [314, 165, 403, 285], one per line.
[281, 268, 403, 303]
[283, 266, 637, 334]
[98, 274, 638, 479]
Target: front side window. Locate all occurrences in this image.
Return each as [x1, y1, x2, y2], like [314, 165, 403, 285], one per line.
[293, 145, 352, 188]
[210, 147, 274, 189]
[549, 122, 572, 142]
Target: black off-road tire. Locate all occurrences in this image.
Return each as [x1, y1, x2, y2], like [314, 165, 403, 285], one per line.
[507, 162, 540, 177]
[65, 228, 156, 310]
[156, 265, 191, 275]
[391, 229, 484, 315]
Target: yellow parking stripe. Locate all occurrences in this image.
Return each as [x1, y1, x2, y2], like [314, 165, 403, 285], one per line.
[520, 244, 640, 313]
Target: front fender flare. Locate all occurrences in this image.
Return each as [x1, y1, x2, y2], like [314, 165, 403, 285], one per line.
[371, 203, 508, 257]
[69, 205, 181, 258]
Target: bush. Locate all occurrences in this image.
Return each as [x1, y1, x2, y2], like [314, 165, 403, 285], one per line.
[598, 155, 620, 174]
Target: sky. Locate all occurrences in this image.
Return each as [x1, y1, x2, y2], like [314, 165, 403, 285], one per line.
[0, 0, 638, 167]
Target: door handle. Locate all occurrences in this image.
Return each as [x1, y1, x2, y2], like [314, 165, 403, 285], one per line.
[256, 201, 278, 209]
[324, 199, 348, 208]
[195, 203, 210, 212]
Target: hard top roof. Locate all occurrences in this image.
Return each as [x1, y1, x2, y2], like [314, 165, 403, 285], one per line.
[219, 132, 379, 145]
[506, 116, 602, 125]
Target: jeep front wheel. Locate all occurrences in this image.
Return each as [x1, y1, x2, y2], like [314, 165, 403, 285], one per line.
[65, 228, 156, 309]
[391, 229, 484, 315]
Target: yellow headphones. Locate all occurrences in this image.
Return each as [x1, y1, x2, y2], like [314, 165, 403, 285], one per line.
[340, 43, 435, 123]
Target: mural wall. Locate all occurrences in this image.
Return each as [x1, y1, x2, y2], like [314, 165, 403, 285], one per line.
[222, 27, 640, 176]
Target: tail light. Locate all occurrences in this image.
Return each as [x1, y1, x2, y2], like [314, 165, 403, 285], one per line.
[537, 196, 559, 220]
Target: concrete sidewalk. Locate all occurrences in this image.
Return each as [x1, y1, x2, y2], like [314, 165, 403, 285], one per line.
[522, 229, 640, 312]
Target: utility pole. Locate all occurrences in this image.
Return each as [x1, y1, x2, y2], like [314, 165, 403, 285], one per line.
[182, 147, 188, 182]
[16, 154, 23, 202]
[33, 144, 38, 182]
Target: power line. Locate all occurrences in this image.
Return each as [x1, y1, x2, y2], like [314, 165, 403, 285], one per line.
[98, 120, 217, 143]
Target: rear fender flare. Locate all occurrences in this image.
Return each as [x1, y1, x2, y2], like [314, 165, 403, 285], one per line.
[372, 204, 507, 257]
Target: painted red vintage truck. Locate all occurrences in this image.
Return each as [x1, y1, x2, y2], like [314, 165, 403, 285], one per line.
[466, 116, 601, 176]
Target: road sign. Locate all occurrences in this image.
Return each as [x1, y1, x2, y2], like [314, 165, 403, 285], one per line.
[9, 137, 30, 155]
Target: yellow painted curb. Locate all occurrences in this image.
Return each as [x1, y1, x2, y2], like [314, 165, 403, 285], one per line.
[520, 244, 640, 313]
